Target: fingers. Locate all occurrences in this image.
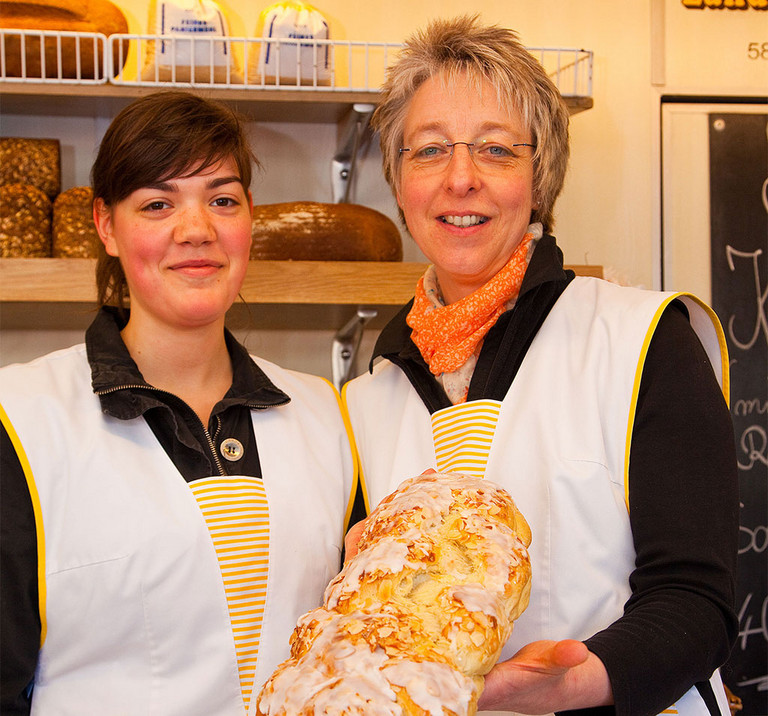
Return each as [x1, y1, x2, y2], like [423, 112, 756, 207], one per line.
[343, 518, 367, 562]
[511, 639, 589, 673]
[477, 640, 598, 712]
[552, 639, 589, 669]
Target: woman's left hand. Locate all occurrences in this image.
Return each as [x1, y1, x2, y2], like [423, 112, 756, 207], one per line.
[343, 519, 367, 562]
[477, 639, 613, 713]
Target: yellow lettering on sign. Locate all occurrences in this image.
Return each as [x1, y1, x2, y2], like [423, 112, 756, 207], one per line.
[682, 0, 767, 7]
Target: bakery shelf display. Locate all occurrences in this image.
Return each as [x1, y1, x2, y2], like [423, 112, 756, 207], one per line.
[0, 22, 595, 382]
[0, 30, 594, 124]
[0, 259, 435, 306]
[0, 28, 594, 113]
[0, 258, 603, 306]
[0, 28, 595, 262]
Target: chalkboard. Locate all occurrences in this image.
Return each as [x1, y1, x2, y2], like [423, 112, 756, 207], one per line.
[709, 112, 768, 714]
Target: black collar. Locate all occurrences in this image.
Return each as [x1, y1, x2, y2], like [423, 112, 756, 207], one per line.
[86, 306, 290, 420]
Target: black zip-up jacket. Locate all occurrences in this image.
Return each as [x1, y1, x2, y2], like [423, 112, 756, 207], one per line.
[364, 235, 739, 716]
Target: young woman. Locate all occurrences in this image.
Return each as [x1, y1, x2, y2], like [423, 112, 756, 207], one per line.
[0, 91, 356, 715]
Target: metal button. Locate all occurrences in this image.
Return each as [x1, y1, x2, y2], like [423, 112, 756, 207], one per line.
[220, 438, 244, 462]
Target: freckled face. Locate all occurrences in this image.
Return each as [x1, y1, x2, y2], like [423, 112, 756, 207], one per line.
[396, 72, 536, 304]
[94, 157, 253, 330]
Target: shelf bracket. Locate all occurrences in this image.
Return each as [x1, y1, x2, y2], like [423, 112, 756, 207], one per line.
[332, 307, 378, 390]
[331, 103, 376, 203]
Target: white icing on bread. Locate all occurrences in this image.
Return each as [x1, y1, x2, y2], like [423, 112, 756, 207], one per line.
[256, 472, 532, 715]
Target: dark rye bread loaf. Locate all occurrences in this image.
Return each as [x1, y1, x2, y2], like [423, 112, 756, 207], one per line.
[0, 0, 129, 79]
[251, 202, 402, 261]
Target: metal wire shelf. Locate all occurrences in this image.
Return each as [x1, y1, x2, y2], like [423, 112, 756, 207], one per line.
[0, 29, 593, 100]
[0, 29, 109, 84]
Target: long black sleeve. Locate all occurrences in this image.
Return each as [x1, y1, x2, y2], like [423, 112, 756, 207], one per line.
[1, 421, 39, 716]
[583, 304, 739, 716]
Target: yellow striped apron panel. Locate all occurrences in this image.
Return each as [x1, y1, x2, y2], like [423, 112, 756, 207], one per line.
[431, 399, 502, 478]
[189, 476, 269, 712]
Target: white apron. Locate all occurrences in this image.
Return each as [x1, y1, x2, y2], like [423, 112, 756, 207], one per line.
[1, 346, 355, 715]
[344, 278, 731, 716]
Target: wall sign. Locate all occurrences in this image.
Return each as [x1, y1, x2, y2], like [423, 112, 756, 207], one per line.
[682, 0, 767, 9]
[661, 0, 767, 93]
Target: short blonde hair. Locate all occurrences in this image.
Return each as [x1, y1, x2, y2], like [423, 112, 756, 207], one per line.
[373, 14, 570, 232]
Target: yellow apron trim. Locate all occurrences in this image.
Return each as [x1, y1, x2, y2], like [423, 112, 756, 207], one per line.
[623, 293, 730, 511]
[0, 402, 47, 647]
[335, 378, 366, 523]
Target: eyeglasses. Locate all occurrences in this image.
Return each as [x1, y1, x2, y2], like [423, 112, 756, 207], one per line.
[398, 139, 536, 172]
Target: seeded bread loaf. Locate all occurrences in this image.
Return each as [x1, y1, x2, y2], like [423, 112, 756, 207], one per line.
[0, 138, 60, 200]
[0, 0, 129, 79]
[53, 186, 99, 258]
[255, 472, 532, 716]
[251, 202, 403, 261]
[0, 183, 52, 257]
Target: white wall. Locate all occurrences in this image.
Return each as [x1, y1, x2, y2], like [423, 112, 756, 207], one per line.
[1, 0, 765, 378]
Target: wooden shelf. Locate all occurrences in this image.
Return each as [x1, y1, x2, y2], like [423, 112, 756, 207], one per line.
[0, 258, 603, 307]
[0, 258, 422, 305]
[0, 83, 593, 122]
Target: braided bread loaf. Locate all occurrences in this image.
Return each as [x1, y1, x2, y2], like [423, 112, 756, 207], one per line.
[256, 471, 532, 715]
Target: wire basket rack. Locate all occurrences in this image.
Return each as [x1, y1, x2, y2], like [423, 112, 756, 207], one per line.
[0, 28, 593, 100]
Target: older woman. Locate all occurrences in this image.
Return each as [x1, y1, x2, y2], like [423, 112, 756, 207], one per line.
[343, 15, 738, 716]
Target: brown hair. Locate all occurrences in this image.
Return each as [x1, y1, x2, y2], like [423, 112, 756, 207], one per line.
[372, 14, 570, 232]
[92, 90, 258, 310]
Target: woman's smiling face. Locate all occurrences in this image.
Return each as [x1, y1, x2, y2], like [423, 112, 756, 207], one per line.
[94, 157, 253, 331]
[396, 71, 536, 304]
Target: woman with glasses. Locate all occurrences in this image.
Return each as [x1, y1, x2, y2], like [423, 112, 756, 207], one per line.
[343, 15, 738, 716]
[0, 91, 355, 715]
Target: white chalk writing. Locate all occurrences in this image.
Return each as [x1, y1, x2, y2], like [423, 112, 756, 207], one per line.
[737, 424, 768, 470]
[737, 592, 768, 651]
[726, 246, 767, 351]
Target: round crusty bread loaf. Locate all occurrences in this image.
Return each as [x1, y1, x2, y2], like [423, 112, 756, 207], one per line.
[0, 183, 52, 257]
[251, 201, 403, 261]
[0, 0, 129, 79]
[255, 472, 532, 716]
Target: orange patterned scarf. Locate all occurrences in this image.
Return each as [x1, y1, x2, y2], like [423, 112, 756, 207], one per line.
[407, 233, 534, 376]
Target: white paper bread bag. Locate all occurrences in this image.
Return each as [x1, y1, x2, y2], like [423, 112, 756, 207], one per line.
[141, 0, 243, 82]
[248, 1, 331, 85]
